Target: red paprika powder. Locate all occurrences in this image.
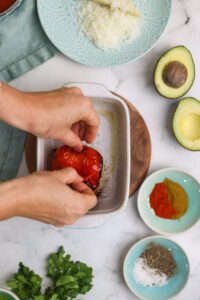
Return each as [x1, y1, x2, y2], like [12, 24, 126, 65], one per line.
[149, 182, 176, 219]
[0, 0, 17, 14]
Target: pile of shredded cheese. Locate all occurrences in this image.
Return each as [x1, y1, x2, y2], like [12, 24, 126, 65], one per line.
[78, 0, 141, 51]
[93, 0, 141, 16]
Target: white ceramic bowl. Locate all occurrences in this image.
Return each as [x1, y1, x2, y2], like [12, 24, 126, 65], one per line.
[37, 83, 131, 228]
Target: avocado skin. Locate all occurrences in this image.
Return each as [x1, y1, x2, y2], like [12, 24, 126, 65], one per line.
[173, 97, 200, 151]
[154, 46, 195, 99]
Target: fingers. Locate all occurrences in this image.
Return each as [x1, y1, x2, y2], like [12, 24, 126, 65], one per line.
[71, 122, 80, 136]
[60, 128, 83, 152]
[79, 121, 86, 140]
[72, 182, 97, 210]
[61, 91, 100, 145]
[79, 97, 100, 143]
[52, 170, 97, 212]
[72, 182, 92, 193]
[63, 87, 84, 96]
[70, 96, 100, 144]
[72, 121, 86, 141]
[84, 119, 100, 143]
[52, 167, 83, 185]
[83, 192, 97, 210]
[19, 169, 96, 228]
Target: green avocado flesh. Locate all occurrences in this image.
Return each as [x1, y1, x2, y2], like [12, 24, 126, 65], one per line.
[173, 98, 200, 150]
[154, 46, 195, 99]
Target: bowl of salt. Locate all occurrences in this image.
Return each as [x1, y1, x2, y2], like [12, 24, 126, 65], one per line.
[123, 236, 189, 300]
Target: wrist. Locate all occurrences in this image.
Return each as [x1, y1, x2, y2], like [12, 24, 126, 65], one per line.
[0, 82, 29, 131]
[0, 177, 24, 220]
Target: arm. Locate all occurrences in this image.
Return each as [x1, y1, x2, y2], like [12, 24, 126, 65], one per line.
[0, 82, 29, 131]
[0, 82, 100, 151]
[0, 168, 97, 227]
[0, 82, 100, 225]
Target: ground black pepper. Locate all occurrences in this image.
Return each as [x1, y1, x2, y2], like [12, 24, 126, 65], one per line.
[141, 243, 176, 278]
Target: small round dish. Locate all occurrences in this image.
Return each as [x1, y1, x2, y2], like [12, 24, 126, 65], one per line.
[37, 0, 171, 67]
[0, 0, 22, 18]
[0, 288, 19, 300]
[137, 168, 200, 235]
[123, 236, 189, 300]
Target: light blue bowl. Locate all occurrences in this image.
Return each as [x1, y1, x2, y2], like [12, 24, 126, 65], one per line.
[0, 288, 19, 300]
[138, 168, 200, 235]
[37, 0, 171, 67]
[123, 236, 189, 300]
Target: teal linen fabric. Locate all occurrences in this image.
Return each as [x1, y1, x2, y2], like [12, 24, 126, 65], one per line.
[0, 122, 26, 181]
[0, 0, 57, 82]
[0, 0, 57, 180]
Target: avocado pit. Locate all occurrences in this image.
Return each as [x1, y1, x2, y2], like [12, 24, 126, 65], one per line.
[154, 46, 195, 98]
[162, 61, 188, 88]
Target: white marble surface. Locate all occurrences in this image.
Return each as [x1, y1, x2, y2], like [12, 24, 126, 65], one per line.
[0, 0, 200, 299]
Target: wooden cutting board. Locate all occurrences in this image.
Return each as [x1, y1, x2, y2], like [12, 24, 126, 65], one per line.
[25, 93, 151, 197]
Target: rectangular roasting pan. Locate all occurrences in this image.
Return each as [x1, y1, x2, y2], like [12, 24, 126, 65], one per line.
[37, 82, 130, 228]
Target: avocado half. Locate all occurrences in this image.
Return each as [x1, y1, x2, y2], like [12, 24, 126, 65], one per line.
[154, 46, 195, 99]
[173, 97, 200, 151]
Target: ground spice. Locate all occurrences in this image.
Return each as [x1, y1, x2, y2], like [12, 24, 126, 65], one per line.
[141, 243, 176, 278]
[149, 183, 176, 219]
[164, 178, 188, 219]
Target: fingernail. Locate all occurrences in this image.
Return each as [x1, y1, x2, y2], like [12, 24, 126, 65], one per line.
[74, 144, 82, 152]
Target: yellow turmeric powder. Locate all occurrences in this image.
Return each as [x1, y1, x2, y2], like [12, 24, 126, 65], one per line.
[164, 178, 188, 219]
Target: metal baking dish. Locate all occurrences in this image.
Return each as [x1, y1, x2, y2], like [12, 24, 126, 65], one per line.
[37, 83, 130, 228]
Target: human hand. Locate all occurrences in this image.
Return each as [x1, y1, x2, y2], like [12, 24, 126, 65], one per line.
[0, 84, 100, 151]
[24, 87, 100, 151]
[0, 168, 97, 227]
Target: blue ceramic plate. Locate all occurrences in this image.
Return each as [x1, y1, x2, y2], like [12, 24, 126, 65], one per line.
[37, 0, 171, 67]
[123, 236, 189, 300]
[138, 168, 200, 235]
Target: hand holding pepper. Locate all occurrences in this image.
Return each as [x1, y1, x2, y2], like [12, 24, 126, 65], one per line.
[0, 83, 100, 226]
[0, 83, 100, 152]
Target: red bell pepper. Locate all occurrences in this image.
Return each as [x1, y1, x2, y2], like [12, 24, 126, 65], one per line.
[51, 145, 103, 191]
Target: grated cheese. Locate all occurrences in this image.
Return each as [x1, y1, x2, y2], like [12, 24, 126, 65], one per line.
[93, 0, 141, 16]
[78, 0, 141, 51]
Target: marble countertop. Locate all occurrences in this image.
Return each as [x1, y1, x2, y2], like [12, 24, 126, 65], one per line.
[0, 0, 200, 299]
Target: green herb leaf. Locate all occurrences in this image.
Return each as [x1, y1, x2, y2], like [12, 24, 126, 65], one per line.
[46, 247, 93, 299]
[34, 296, 45, 300]
[56, 275, 77, 287]
[6, 247, 93, 300]
[6, 263, 42, 300]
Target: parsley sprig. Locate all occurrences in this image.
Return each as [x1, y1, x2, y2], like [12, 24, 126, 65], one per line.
[7, 247, 93, 300]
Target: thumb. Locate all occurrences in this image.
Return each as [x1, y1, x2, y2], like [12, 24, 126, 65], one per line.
[60, 128, 83, 152]
[72, 182, 97, 210]
[52, 167, 83, 185]
[72, 182, 94, 195]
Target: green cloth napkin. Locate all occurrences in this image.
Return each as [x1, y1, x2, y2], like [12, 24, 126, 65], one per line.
[0, 0, 57, 181]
